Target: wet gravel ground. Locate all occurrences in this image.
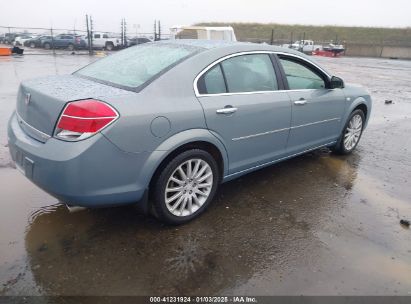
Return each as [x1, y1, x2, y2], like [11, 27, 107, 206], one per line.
[0, 53, 410, 296]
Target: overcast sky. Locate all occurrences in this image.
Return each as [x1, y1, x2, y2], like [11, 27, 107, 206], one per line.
[2, 0, 410, 34]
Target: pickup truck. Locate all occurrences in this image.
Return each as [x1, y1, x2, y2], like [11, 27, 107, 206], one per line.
[86, 32, 121, 50]
[282, 40, 322, 53]
[41, 34, 87, 50]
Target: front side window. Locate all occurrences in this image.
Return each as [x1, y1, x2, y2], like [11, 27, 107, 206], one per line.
[221, 54, 278, 93]
[75, 43, 201, 89]
[279, 57, 326, 90]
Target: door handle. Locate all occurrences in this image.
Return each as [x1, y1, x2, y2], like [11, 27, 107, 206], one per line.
[294, 99, 307, 105]
[216, 107, 238, 114]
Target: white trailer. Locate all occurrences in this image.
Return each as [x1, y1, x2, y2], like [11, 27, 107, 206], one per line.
[170, 26, 237, 42]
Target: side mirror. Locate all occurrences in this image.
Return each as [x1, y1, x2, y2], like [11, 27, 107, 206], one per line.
[330, 76, 344, 89]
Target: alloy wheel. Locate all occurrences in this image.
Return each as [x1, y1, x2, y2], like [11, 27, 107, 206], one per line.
[343, 114, 363, 151]
[165, 159, 213, 217]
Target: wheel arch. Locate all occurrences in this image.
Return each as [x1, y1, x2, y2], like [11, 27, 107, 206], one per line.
[353, 103, 368, 120]
[342, 97, 371, 131]
[149, 140, 225, 190]
[142, 129, 229, 191]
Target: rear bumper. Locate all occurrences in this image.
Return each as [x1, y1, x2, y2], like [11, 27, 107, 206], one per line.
[7, 112, 149, 208]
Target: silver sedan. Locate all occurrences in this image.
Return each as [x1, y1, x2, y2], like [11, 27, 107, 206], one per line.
[8, 40, 372, 224]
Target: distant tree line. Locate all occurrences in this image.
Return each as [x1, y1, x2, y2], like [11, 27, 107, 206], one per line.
[197, 22, 411, 46]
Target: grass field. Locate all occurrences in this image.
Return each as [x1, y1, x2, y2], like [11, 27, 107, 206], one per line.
[197, 22, 411, 46]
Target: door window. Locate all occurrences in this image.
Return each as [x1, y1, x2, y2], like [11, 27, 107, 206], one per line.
[221, 54, 278, 93]
[197, 53, 279, 95]
[279, 57, 325, 90]
[201, 64, 226, 94]
[94, 34, 101, 39]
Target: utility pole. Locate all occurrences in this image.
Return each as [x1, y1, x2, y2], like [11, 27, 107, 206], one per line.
[153, 20, 157, 41]
[270, 29, 274, 45]
[86, 15, 92, 55]
[90, 15, 94, 54]
[120, 18, 127, 47]
[124, 18, 127, 47]
[158, 20, 161, 41]
[50, 27, 56, 55]
[301, 32, 306, 52]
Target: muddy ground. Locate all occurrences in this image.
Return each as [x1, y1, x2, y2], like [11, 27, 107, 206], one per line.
[0, 53, 410, 296]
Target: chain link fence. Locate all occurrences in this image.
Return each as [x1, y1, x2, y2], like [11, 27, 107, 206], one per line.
[1, 23, 411, 59]
[0, 23, 171, 55]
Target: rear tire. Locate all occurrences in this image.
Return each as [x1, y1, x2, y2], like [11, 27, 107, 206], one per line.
[105, 42, 114, 51]
[43, 42, 51, 49]
[331, 109, 365, 154]
[67, 43, 74, 51]
[151, 149, 220, 225]
[29, 42, 36, 48]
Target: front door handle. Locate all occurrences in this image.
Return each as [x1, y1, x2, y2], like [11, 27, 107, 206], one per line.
[216, 106, 238, 114]
[294, 99, 307, 105]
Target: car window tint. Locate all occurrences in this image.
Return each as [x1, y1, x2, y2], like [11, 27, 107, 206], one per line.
[202, 64, 226, 94]
[75, 43, 201, 89]
[279, 58, 325, 90]
[221, 54, 278, 93]
[94, 34, 101, 39]
[103, 34, 108, 38]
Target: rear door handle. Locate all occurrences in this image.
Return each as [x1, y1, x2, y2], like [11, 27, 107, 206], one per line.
[294, 99, 307, 105]
[216, 107, 238, 114]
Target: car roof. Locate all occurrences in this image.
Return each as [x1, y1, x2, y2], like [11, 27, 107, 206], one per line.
[158, 39, 311, 58]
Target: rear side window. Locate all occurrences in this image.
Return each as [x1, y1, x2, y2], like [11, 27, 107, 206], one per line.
[198, 64, 226, 94]
[197, 53, 278, 95]
[75, 43, 201, 89]
[222, 54, 278, 93]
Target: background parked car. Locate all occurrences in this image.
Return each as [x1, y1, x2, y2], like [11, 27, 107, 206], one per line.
[14, 34, 38, 46]
[2, 33, 19, 44]
[24, 35, 52, 48]
[41, 34, 87, 50]
[128, 36, 152, 47]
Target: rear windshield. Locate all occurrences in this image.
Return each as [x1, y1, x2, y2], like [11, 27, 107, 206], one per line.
[75, 43, 201, 90]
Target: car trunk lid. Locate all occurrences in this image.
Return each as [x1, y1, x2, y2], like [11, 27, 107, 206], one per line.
[16, 75, 125, 142]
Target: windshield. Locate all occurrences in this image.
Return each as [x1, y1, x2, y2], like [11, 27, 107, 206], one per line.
[75, 43, 201, 90]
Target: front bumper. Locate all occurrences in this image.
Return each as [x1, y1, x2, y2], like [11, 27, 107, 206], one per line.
[8, 112, 148, 208]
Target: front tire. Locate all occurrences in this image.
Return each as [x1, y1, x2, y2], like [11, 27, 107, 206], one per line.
[332, 109, 365, 154]
[152, 149, 220, 225]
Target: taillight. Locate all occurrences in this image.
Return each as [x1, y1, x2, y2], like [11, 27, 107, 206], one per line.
[55, 99, 119, 141]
